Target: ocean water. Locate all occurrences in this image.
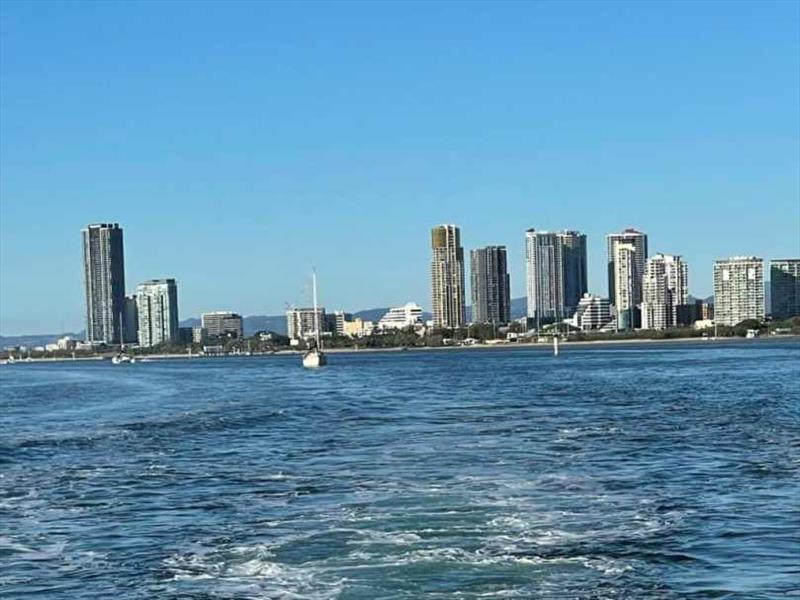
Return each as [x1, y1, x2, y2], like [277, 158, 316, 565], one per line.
[1, 340, 798, 599]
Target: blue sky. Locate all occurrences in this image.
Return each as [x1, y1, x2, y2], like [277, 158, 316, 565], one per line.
[1, 0, 798, 334]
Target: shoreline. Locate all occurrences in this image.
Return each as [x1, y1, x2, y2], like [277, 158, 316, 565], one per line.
[2, 335, 797, 363]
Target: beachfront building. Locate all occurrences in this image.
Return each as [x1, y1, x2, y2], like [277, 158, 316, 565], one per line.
[137, 279, 179, 347]
[640, 254, 689, 330]
[430, 224, 466, 328]
[524, 229, 588, 328]
[568, 294, 613, 331]
[82, 223, 126, 344]
[470, 246, 511, 324]
[287, 307, 325, 340]
[607, 228, 648, 329]
[770, 259, 800, 320]
[713, 257, 764, 326]
[343, 318, 374, 338]
[378, 303, 424, 330]
[201, 311, 244, 338]
[326, 311, 353, 335]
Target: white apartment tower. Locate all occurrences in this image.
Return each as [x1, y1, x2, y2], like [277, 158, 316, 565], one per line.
[641, 254, 689, 330]
[137, 279, 179, 347]
[607, 228, 648, 329]
[430, 224, 465, 328]
[713, 257, 764, 326]
[286, 307, 325, 340]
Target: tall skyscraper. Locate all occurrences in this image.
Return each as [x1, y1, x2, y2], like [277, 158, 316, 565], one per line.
[607, 229, 648, 330]
[470, 246, 511, 324]
[770, 259, 800, 320]
[82, 223, 126, 344]
[137, 279, 179, 347]
[559, 231, 588, 317]
[525, 229, 588, 326]
[713, 257, 764, 326]
[430, 224, 465, 328]
[612, 242, 639, 330]
[641, 254, 689, 330]
[607, 228, 648, 308]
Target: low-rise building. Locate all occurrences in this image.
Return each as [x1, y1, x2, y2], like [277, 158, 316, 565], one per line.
[343, 318, 374, 338]
[201, 311, 243, 338]
[568, 294, 613, 331]
[192, 327, 208, 344]
[326, 311, 352, 335]
[378, 303, 424, 330]
[57, 336, 77, 351]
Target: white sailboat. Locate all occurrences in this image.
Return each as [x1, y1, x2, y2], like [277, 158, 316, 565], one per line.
[302, 272, 327, 368]
[112, 312, 135, 364]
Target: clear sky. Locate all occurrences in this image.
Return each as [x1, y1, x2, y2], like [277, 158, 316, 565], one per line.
[1, 0, 798, 335]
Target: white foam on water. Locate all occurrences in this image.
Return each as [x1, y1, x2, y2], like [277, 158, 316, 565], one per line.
[163, 542, 345, 599]
[353, 530, 423, 545]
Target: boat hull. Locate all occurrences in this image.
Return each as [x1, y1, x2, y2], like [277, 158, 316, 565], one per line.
[302, 350, 327, 368]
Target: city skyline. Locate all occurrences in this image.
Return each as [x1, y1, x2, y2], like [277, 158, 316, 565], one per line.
[1, 1, 799, 334]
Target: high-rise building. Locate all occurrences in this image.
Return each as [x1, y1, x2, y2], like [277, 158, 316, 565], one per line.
[713, 257, 764, 326]
[287, 307, 326, 340]
[612, 242, 639, 330]
[525, 230, 588, 326]
[123, 295, 139, 343]
[606, 229, 648, 330]
[201, 311, 244, 338]
[559, 231, 588, 317]
[641, 254, 689, 330]
[470, 246, 511, 324]
[770, 259, 800, 320]
[430, 224, 465, 328]
[607, 228, 648, 309]
[82, 223, 126, 344]
[137, 279, 179, 347]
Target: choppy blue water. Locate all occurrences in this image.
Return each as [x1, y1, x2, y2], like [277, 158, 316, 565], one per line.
[1, 340, 798, 599]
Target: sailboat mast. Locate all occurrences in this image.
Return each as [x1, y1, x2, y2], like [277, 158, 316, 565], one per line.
[312, 271, 321, 349]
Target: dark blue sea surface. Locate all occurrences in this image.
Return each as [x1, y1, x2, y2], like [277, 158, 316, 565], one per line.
[1, 340, 799, 599]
